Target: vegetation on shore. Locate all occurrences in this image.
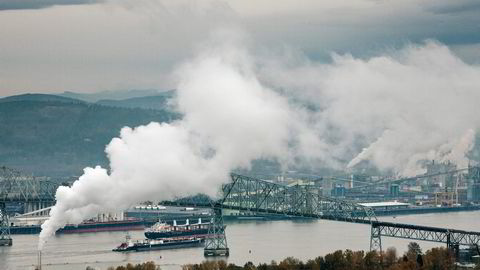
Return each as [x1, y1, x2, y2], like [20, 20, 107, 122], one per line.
[108, 242, 480, 270]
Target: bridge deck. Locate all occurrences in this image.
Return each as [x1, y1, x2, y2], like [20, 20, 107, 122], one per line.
[372, 221, 480, 247]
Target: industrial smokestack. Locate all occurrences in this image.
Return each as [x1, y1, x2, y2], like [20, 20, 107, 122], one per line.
[37, 250, 42, 270]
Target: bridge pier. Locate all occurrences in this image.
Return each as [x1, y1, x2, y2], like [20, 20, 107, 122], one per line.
[370, 225, 382, 252]
[446, 234, 461, 258]
[204, 208, 229, 257]
[0, 202, 12, 247]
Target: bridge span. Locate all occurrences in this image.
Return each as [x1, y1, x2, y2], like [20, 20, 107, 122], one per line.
[1, 167, 480, 258]
[370, 221, 480, 254]
[170, 173, 480, 256]
[0, 166, 58, 246]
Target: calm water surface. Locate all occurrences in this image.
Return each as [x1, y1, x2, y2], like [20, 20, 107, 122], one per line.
[1, 211, 479, 270]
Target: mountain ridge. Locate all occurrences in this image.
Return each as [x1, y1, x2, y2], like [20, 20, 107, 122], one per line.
[0, 94, 179, 177]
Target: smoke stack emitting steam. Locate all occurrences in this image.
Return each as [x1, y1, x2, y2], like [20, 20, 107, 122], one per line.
[39, 36, 480, 249]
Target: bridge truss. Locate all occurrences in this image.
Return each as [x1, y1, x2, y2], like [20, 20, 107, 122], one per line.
[0, 166, 58, 246]
[175, 173, 480, 257]
[189, 173, 379, 255]
[370, 221, 480, 253]
[220, 173, 377, 223]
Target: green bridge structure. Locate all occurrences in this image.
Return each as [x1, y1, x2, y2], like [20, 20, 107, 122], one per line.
[168, 173, 480, 257]
[0, 166, 57, 246]
[1, 167, 479, 258]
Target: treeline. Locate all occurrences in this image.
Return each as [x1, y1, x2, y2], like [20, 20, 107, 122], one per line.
[104, 262, 158, 270]
[108, 242, 480, 270]
[183, 244, 455, 270]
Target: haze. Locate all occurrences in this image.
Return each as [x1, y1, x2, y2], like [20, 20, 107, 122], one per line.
[1, 0, 480, 96]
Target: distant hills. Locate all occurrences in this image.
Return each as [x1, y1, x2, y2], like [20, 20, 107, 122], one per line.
[59, 89, 173, 103]
[96, 90, 176, 111]
[0, 93, 85, 104]
[0, 92, 179, 177]
[57, 89, 176, 111]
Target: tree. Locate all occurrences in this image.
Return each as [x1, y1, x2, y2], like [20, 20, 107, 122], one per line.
[407, 242, 422, 256]
[244, 261, 256, 270]
[324, 250, 347, 270]
[423, 247, 454, 270]
[305, 259, 320, 270]
[278, 257, 300, 270]
[384, 247, 397, 268]
[416, 254, 424, 267]
[363, 251, 382, 270]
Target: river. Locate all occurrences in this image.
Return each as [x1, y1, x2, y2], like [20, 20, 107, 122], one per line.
[1, 211, 479, 270]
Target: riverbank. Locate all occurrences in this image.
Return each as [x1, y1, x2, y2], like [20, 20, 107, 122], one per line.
[110, 243, 474, 270]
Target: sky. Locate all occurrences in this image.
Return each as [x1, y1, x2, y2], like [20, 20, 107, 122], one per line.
[0, 0, 480, 97]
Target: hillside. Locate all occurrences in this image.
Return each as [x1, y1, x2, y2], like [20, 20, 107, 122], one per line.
[0, 94, 179, 177]
[59, 89, 170, 102]
[96, 90, 176, 110]
[0, 93, 85, 104]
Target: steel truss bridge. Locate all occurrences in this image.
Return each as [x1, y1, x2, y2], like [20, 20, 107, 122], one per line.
[1, 167, 480, 258]
[171, 173, 480, 256]
[370, 221, 480, 255]
[0, 166, 58, 246]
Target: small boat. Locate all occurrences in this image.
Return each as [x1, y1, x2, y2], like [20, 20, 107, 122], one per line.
[112, 234, 205, 252]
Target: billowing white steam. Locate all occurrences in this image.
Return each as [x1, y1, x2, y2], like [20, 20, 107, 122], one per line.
[259, 40, 480, 176]
[38, 40, 304, 249]
[39, 38, 479, 248]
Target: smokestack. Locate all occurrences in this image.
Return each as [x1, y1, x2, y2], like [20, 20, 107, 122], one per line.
[37, 250, 42, 270]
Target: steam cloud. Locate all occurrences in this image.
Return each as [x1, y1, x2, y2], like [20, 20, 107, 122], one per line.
[258, 40, 480, 175]
[39, 36, 479, 249]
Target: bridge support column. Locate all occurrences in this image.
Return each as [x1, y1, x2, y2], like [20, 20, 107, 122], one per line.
[446, 234, 460, 259]
[370, 225, 382, 252]
[0, 203, 12, 246]
[204, 208, 229, 257]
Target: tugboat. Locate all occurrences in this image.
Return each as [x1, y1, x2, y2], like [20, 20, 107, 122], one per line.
[144, 218, 210, 239]
[113, 234, 205, 252]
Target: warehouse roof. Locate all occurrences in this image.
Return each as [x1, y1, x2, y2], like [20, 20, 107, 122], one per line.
[359, 201, 410, 207]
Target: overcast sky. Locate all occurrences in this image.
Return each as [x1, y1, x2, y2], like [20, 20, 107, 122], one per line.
[0, 0, 479, 97]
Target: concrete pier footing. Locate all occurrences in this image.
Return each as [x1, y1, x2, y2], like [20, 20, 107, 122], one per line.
[204, 248, 230, 257]
[0, 238, 12, 246]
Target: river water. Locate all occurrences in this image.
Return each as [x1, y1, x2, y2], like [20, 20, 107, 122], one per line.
[1, 211, 479, 270]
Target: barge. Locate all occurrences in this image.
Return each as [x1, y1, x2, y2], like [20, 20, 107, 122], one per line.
[113, 235, 205, 252]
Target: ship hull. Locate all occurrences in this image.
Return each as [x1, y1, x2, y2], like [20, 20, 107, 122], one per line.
[10, 220, 145, 235]
[144, 228, 209, 239]
[113, 238, 205, 252]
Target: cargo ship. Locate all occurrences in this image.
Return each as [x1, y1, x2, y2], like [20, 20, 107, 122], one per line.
[9, 218, 145, 234]
[113, 235, 205, 252]
[144, 218, 211, 239]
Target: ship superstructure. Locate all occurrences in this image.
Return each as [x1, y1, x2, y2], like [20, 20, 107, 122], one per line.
[144, 218, 210, 239]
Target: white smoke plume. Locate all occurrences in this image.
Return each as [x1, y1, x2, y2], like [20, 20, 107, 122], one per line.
[38, 35, 307, 249]
[258, 40, 480, 176]
[39, 36, 480, 248]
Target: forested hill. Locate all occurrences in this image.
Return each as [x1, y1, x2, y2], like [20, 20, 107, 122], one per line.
[0, 94, 179, 177]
